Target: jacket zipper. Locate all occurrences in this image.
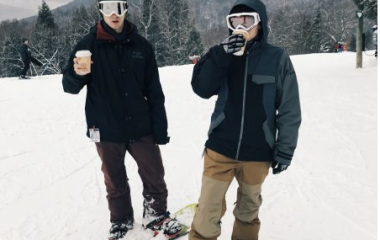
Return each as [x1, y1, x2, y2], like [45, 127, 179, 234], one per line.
[235, 53, 250, 160]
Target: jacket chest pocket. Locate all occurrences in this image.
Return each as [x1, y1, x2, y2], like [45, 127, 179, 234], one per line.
[251, 74, 276, 101]
[251, 75, 275, 84]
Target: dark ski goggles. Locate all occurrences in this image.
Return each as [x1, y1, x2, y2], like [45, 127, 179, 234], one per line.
[226, 12, 260, 31]
[99, 1, 128, 17]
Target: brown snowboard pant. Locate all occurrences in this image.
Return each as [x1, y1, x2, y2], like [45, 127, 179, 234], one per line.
[95, 135, 168, 222]
[189, 149, 270, 240]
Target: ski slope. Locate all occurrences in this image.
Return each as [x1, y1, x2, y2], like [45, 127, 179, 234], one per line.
[0, 51, 377, 240]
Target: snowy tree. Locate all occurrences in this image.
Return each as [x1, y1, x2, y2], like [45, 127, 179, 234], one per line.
[268, 0, 357, 54]
[0, 20, 23, 77]
[268, 3, 295, 53]
[131, 0, 166, 64]
[59, 5, 94, 69]
[133, 0, 204, 66]
[157, 0, 203, 65]
[361, 0, 377, 20]
[186, 28, 204, 57]
[142, 0, 159, 41]
[36, 0, 56, 29]
[319, 0, 356, 45]
[310, 6, 330, 53]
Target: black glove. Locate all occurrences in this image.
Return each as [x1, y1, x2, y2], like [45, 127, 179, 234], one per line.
[271, 160, 289, 174]
[221, 34, 246, 54]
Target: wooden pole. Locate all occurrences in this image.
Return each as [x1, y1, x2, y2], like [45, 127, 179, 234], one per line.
[356, 9, 364, 68]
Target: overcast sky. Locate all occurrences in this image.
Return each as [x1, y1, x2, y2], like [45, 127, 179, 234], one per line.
[0, 0, 73, 10]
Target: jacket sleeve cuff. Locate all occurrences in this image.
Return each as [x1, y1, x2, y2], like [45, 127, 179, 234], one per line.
[273, 148, 293, 166]
[62, 71, 90, 94]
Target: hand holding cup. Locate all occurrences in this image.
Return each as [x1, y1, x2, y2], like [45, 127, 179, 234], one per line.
[222, 30, 249, 56]
[74, 50, 92, 75]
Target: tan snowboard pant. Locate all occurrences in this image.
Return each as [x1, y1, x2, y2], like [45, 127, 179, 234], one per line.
[189, 149, 270, 240]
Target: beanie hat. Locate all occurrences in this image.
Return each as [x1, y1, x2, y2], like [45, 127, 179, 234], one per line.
[98, 0, 127, 3]
[230, 4, 255, 14]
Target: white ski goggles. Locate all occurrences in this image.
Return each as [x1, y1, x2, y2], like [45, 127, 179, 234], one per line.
[226, 12, 261, 31]
[99, 1, 128, 17]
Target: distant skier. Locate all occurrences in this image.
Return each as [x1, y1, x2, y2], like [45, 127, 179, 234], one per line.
[372, 25, 377, 57]
[18, 37, 43, 79]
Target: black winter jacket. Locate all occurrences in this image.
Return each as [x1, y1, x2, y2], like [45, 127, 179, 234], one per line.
[192, 0, 301, 164]
[62, 20, 169, 144]
[18, 44, 30, 63]
[18, 43, 42, 66]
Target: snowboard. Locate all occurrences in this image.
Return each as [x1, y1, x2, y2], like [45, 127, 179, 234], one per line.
[169, 203, 197, 239]
[123, 203, 197, 240]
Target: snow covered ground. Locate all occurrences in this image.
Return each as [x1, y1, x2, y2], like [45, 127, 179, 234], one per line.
[0, 51, 377, 240]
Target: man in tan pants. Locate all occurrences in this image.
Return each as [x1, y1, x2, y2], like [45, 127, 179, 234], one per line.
[189, 0, 301, 239]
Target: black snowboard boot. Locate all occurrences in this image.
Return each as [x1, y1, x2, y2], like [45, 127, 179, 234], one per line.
[108, 217, 134, 240]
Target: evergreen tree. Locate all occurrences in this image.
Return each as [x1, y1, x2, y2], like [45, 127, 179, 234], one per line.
[297, 19, 314, 54]
[168, 0, 181, 61]
[310, 6, 324, 53]
[309, 6, 331, 53]
[36, 0, 56, 30]
[176, 0, 204, 64]
[186, 28, 204, 57]
[33, 0, 59, 74]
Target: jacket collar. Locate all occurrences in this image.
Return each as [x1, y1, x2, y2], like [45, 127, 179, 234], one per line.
[94, 20, 135, 43]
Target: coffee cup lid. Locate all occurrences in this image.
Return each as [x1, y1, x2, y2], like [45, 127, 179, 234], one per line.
[232, 29, 249, 38]
[75, 50, 92, 57]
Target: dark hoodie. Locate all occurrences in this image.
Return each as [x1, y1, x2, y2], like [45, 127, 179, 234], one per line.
[191, 0, 301, 165]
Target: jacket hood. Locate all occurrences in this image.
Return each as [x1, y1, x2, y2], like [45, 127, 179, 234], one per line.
[229, 0, 269, 43]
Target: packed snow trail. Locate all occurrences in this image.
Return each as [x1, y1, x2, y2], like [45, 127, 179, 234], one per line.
[0, 52, 377, 240]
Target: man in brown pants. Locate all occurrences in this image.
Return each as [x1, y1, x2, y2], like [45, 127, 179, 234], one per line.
[62, 1, 183, 239]
[189, 0, 301, 239]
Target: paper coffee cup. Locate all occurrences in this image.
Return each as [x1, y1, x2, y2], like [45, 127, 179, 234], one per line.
[232, 29, 249, 56]
[75, 50, 92, 74]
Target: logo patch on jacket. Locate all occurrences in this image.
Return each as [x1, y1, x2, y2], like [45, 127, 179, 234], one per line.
[132, 51, 144, 60]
